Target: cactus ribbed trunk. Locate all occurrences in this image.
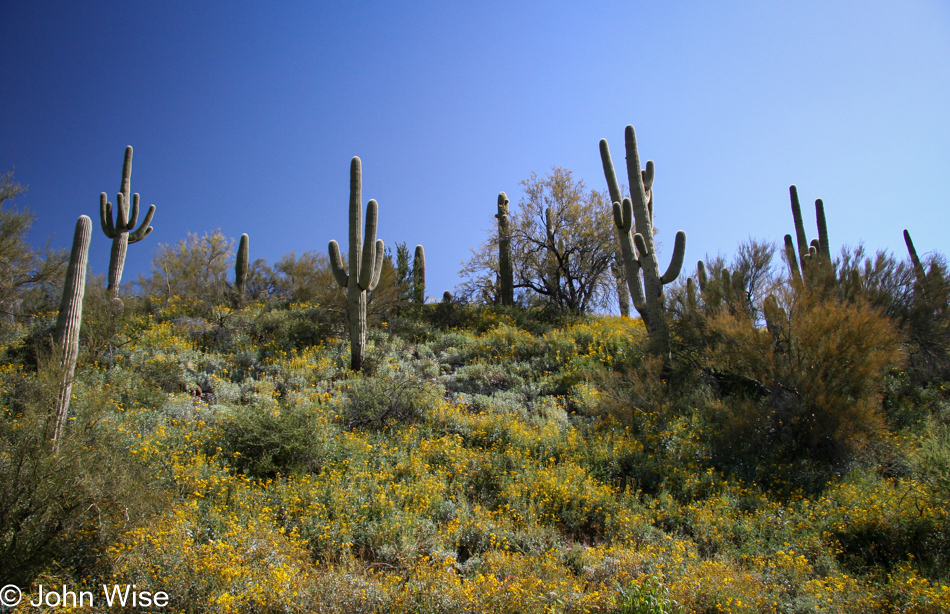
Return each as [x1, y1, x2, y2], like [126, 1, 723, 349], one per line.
[329, 157, 384, 372]
[904, 229, 928, 289]
[235, 233, 249, 297]
[496, 192, 514, 306]
[413, 244, 425, 304]
[600, 125, 686, 359]
[52, 215, 92, 449]
[107, 227, 129, 298]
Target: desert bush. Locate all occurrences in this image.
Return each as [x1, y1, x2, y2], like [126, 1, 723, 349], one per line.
[917, 417, 950, 509]
[699, 287, 902, 489]
[615, 576, 684, 614]
[904, 253, 950, 383]
[341, 361, 443, 430]
[0, 364, 162, 585]
[211, 399, 340, 479]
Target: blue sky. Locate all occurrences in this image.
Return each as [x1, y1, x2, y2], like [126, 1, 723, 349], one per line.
[2, 1, 948, 304]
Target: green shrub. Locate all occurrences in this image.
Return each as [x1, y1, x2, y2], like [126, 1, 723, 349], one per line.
[211, 400, 340, 479]
[615, 577, 684, 614]
[0, 366, 162, 585]
[701, 291, 902, 488]
[918, 417, 950, 508]
[341, 361, 443, 430]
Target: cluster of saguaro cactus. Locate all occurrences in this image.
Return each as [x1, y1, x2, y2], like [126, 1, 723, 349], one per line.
[783, 185, 831, 286]
[99, 146, 155, 303]
[235, 233, 249, 298]
[690, 260, 753, 317]
[51, 215, 92, 450]
[600, 125, 686, 358]
[495, 192, 514, 306]
[412, 244, 426, 304]
[329, 157, 384, 372]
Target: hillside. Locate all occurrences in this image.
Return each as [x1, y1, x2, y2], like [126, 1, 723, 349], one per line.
[2, 284, 949, 612]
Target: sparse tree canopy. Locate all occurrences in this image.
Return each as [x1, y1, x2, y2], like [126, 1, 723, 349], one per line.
[0, 171, 67, 325]
[459, 167, 617, 313]
[139, 230, 234, 311]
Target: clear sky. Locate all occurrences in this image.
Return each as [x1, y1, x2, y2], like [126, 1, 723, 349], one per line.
[2, 1, 948, 305]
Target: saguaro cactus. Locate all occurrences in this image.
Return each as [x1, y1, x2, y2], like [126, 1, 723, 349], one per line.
[783, 185, 830, 286]
[600, 125, 686, 358]
[495, 192, 514, 306]
[235, 233, 249, 297]
[412, 244, 426, 304]
[903, 229, 929, 289]
[99, 146, 155, 301]
[329, 157, 385, 371]
[52, 215, 92, 449]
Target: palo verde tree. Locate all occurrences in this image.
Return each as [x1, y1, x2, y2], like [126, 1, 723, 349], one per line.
[459, 168, 616, 313]
[0, 171, 67, 327]
[139, 230, 234, 314]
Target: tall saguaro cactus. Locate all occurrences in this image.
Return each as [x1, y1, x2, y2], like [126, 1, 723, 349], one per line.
[99, 146, 155, 301]
[52, 215, 92, 450]
[329, 157, 385, 371]
[235, 233, 249, 298]
[412, 244, 426, 304]
[495, 192, 514, 306]
[600, 125, 686, 358]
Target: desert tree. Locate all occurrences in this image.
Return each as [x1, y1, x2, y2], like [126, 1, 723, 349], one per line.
[459, 167, 617, 313]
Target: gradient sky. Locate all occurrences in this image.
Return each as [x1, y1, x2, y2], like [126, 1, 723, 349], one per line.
[2, 1, 948, 306]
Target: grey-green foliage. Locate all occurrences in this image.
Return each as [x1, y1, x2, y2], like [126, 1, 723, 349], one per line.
[783, 185, 830, 286]
[328, 157, 384, 371]
[52, 215, 92, 448]
[141, 230, 234, 310]
[99, 146, 155, 301]
[413, 244, 425, 304]
[600, 125, 686, 358]
[495, 192, 514, 306]
[235, 233, 249, 297]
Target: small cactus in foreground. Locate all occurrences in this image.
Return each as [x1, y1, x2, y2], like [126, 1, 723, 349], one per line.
[600, 125, 686, 358]
[99, 146, 155, 302]
[329, 157, 384, 372]
[235, 233, 249, 297]
[52, 215, 92, 449]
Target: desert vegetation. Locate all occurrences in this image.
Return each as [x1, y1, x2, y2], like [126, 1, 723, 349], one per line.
[1, 130, 948, 613]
